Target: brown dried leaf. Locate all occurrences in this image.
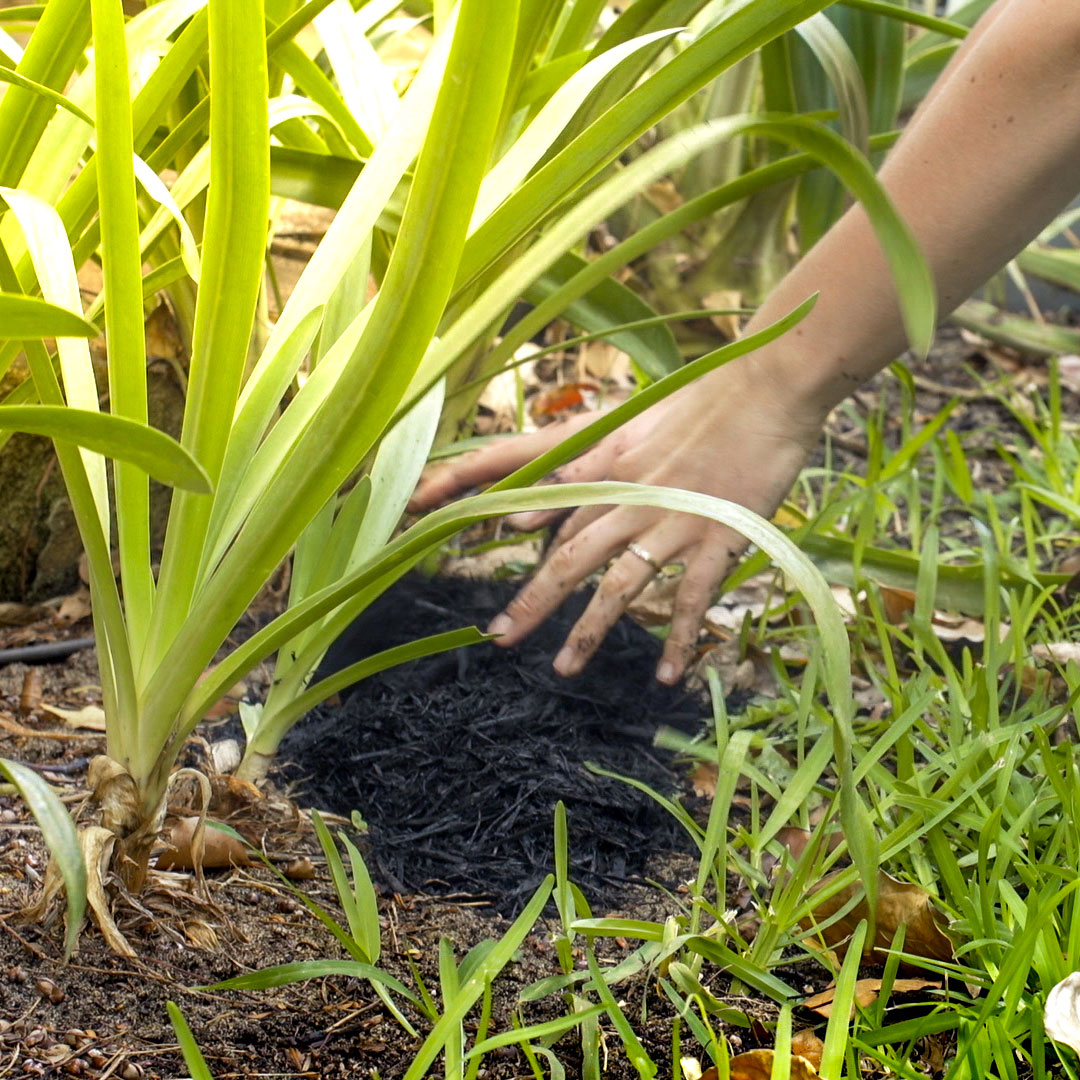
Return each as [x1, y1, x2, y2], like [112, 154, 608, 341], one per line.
[156, 816, 252, 871]
[281, 856, 316, 881]
[55, 588, 92, 626]
[702, 289, 744, 341]
[791, 1030, 824, 1070]
[800, 870, 953, 966]
[703, 1048, 819, 1080]
[40, 703, 107, 731]
[0, 601, 53, 626]
[804, 977, 939, 1018]
[879, 585, 916, 624]
[690, 762, 717, 798]
[1032, 642, 1080, 666]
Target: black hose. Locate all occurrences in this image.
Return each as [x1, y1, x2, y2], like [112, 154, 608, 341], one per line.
[0, 637, 96, 666]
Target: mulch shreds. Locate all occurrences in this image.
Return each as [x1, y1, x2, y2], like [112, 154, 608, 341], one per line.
[281, 574, 706, 914]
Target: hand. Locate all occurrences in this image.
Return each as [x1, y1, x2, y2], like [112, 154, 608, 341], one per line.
[410, 358, 826, 684]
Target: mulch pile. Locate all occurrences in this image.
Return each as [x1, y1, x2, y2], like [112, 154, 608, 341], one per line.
[281, 574, 706, 914]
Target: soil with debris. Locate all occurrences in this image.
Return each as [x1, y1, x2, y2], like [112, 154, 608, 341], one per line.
[285, 574, 706, 915]
[0, 328, 1066, 1078]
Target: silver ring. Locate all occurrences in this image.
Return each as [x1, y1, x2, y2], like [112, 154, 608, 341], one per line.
[626, 541, 662, 573]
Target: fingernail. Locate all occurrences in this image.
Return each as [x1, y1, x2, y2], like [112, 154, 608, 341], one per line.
[656, 660, 677, 685]
[486, 613, 513, 638]
[554, 645, 577, 676]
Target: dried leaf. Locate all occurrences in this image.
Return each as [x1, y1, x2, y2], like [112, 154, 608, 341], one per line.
[703, 1048, 819, 1080]
[879, 585, 916, 624]
[82, 826, 135, 957]
[791, 1030, 824, 1070]
[645, 179, 683, 215]
[55, 588, 92, 626]
[690, 762, 717, 799]
[529, 381, 599, 420]
[184, 918, 220, 951]
[156, 816, 252, 871]
[800, 870, 953, 965]
[1032, 642, 1080, 666]
[1045, 971, 1080, 1055]
[207, 738, 242, 775]
[40, 703, 107, 731]
[281, 856, 316, 881]
[804, 977, 939, 1018]
[0, 601, 53, 626]
[627, 574, 680, 627]
[702, 289, 744, 341]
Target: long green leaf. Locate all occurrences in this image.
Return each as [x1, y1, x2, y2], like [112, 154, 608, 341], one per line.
[144, 0, 271, 678]
[0, 293, 97, 337]
[143, 0, 520, 736]
[166, 1003, 215, 1080]
[0, 405, 211, 491]
[0, 757, 85, 960]
[457, 0, 832, 290]
[92, 0, 153, 647]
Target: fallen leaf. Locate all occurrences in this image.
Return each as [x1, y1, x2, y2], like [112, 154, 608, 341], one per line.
[804, 977, 939, 1018]
[39, 702, 107, 731]
[1045, 971, 1080, 1055]
[208, 738, 242, 775]
[1032, 642, 1080, 666]
[184, 918, 220, 950]
[627, 574, 681, 627]
[281, 856, 316, 881]
[791, 1030, 823, 1070]
[55, 588, 92, 626]
[0, 601, 53, 626]
[702, 289, 744, 341]
[579, 339, 629, 381]
[800, 870, 954, 966]
[156, 816, 252, 871]
[689, 762, 717, 798]
[529, 381, 599, 420]
[1058, 355, 1080, 394]
[688, 638, 778, 699]
[879, 585, 916, 624]
[703, 1048, 819, 1080]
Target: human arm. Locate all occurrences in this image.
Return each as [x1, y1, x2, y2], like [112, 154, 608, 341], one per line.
[412, 0, 1080, 683]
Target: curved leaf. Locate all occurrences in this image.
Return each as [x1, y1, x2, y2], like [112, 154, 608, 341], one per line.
[0, 405, 212, 492]
[0, 293, 97, 338]
[0, 757, 85, 959]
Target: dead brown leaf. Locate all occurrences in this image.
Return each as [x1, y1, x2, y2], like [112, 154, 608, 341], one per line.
[702, 289, 744, 341]
[0, 601, 53, 627]
[156, 816, 252, 871]
[800, 870, 953, 966]
[690, 762, 717, 799]
[1032, 642, 1080, 666]
[703, 1048, 819, 1080]
[281, 856, 316, 881]
[39, 702, 107, 731]
[55, 588, 92, 626]
[804, 977, 939, 1018]
[791, 1030, 824, 1070]
[879, 585, 916, 624]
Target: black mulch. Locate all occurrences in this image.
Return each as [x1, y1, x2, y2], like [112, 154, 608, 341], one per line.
[279, 574, 707, 915]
